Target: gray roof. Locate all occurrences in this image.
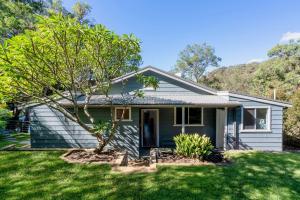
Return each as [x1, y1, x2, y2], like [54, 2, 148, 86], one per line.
[58, 95, 241, 106]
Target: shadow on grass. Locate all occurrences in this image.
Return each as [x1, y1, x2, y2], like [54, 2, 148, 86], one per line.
[0, 151, 299, 199]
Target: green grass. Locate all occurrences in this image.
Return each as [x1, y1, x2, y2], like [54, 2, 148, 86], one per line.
[0, 151, 299, 200]
[0, 133, 30, 148]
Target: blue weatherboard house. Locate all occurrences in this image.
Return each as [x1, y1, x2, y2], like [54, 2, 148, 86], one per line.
[28, 66, 292, 158]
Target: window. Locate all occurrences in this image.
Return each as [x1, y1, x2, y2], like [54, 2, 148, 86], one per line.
[174, 107, 203, 125]
[243, 107, 269, 130]
[115, 107, 131, 121]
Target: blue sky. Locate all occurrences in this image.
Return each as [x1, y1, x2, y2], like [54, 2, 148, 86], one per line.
[63, 0, 300, 71]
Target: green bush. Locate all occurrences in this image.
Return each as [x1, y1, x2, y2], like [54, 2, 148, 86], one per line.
[0, 108, 12, 130]
[174, 133, 214, 160]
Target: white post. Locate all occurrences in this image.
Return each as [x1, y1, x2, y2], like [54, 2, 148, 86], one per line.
[224, 107, 228, 150]
[181, 106, 185, 133]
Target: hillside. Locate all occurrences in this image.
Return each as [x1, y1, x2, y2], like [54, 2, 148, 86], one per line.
[202, 62, 259, 95]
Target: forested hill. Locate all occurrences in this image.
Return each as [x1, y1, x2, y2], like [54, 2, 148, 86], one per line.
[203, 44, 300, 102]
[202, 62, 259, 95]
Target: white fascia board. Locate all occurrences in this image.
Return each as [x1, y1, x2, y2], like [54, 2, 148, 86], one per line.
[217, 91, 292, 108]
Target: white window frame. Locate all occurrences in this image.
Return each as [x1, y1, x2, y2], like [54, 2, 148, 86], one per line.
[241, 106, 271, 132]
[174, 106, 204, 126]
[114, 107, 132, 121]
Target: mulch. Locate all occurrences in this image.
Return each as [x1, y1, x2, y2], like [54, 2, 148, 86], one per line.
[63, 149, 119, 164]
[155, 150, 231, 165]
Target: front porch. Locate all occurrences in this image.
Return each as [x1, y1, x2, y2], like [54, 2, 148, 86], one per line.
[138, 106, 239, 157]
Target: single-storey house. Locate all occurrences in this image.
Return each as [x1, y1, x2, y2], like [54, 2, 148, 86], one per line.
[28, 66, 292, 158]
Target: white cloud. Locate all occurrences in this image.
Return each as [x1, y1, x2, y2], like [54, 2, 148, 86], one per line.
[247, 58, 263, 64]
[280, 32, 300, 42]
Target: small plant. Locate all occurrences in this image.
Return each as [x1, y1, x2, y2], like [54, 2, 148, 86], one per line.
[174, 133, 214, 160]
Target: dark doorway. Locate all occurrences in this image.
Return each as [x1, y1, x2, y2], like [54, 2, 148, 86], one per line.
[141, 109, 159, 147]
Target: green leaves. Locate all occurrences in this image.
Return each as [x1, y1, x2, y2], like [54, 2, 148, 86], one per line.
[268, 40, 300, 59]
[93, 121, 112, 136]
[174, 43, 221, 83]
[0, 107, 12, 130]
[0, 13, 143, 101]
[174, 133, 214, 160]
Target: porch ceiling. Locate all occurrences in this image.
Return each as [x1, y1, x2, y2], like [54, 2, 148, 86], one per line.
[58, 95, 241, 107]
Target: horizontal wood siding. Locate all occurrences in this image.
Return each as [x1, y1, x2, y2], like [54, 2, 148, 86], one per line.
[229, 96, 283, 151]
[158, 107, 216, 147]
[110, 71, 212, 96]
[30, 105, 140, 158]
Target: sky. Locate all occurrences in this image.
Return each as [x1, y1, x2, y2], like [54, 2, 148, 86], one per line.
[63, 0, 300, 72]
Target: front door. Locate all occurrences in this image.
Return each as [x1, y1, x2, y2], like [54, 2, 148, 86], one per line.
[141, 109, 159, 147]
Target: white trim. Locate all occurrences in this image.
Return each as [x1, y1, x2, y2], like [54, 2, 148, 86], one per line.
[61, 103, 241, 108]
[114, 107, 132, 121]
[174, 106, 204, 126]
[173, 124, 205, 127]
[112, 67, 216, 95]
[240, 129, 272, 133]
[181, 106, 185, 133]
[141, 109, 159, 147]
[217, 91, 292, 107]
[241, 106, 271, 132]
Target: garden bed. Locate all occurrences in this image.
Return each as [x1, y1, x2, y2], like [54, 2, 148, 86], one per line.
[62, 149, 125, 165]
[61, 148, 231, 173]
[152, 149, 231, 166]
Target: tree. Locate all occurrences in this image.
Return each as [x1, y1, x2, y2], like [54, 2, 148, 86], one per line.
[0, 0, 49, 42]
[0, 106, 12, 130]
[72, 1, 91, 24]
[284, 89, 300, 147]
[0, 14, 157, 153]
[173, 43, 221, 83]
[268, 40, 300, 59]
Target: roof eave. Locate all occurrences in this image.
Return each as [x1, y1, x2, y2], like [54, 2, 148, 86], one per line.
[112, 66, 217, 95]
[218, 91, 292, 108]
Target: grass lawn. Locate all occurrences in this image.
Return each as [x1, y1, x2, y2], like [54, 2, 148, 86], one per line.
[0, 133, 30, 149]
[0, 151, 299, 200]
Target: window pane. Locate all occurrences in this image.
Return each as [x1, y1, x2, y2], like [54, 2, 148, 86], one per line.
[256, 108, 268, 129]
[116, 108, 130, 120]
[185, 107, 188, 124]
[175, 107, 182, 124]
[243, 108, 255, 129]
[188, 108, 202, 124]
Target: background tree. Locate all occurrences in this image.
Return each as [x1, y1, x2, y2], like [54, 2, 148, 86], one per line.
[0, 14, 157, 153]
[173, 43, 221, 83]
[0, 0, 49, 42]
[284, 89, 300, 147]
[72, 1, 91, 24]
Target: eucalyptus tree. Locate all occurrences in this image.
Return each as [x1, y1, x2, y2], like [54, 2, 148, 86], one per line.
[0, 13, 157, 153]
[174, 43, 221, 83]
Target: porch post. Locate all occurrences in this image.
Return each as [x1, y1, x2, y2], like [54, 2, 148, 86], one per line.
[224, 107, 228, 150]
[181, 106, 185, 133]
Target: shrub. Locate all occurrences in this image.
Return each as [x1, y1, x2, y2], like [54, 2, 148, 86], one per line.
[284, 89, 300, 148]
[174, 133, 214, 160]
[0, 108, 12, 130]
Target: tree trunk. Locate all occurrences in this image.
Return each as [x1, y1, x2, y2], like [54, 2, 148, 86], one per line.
[93, 123, 118, 154]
